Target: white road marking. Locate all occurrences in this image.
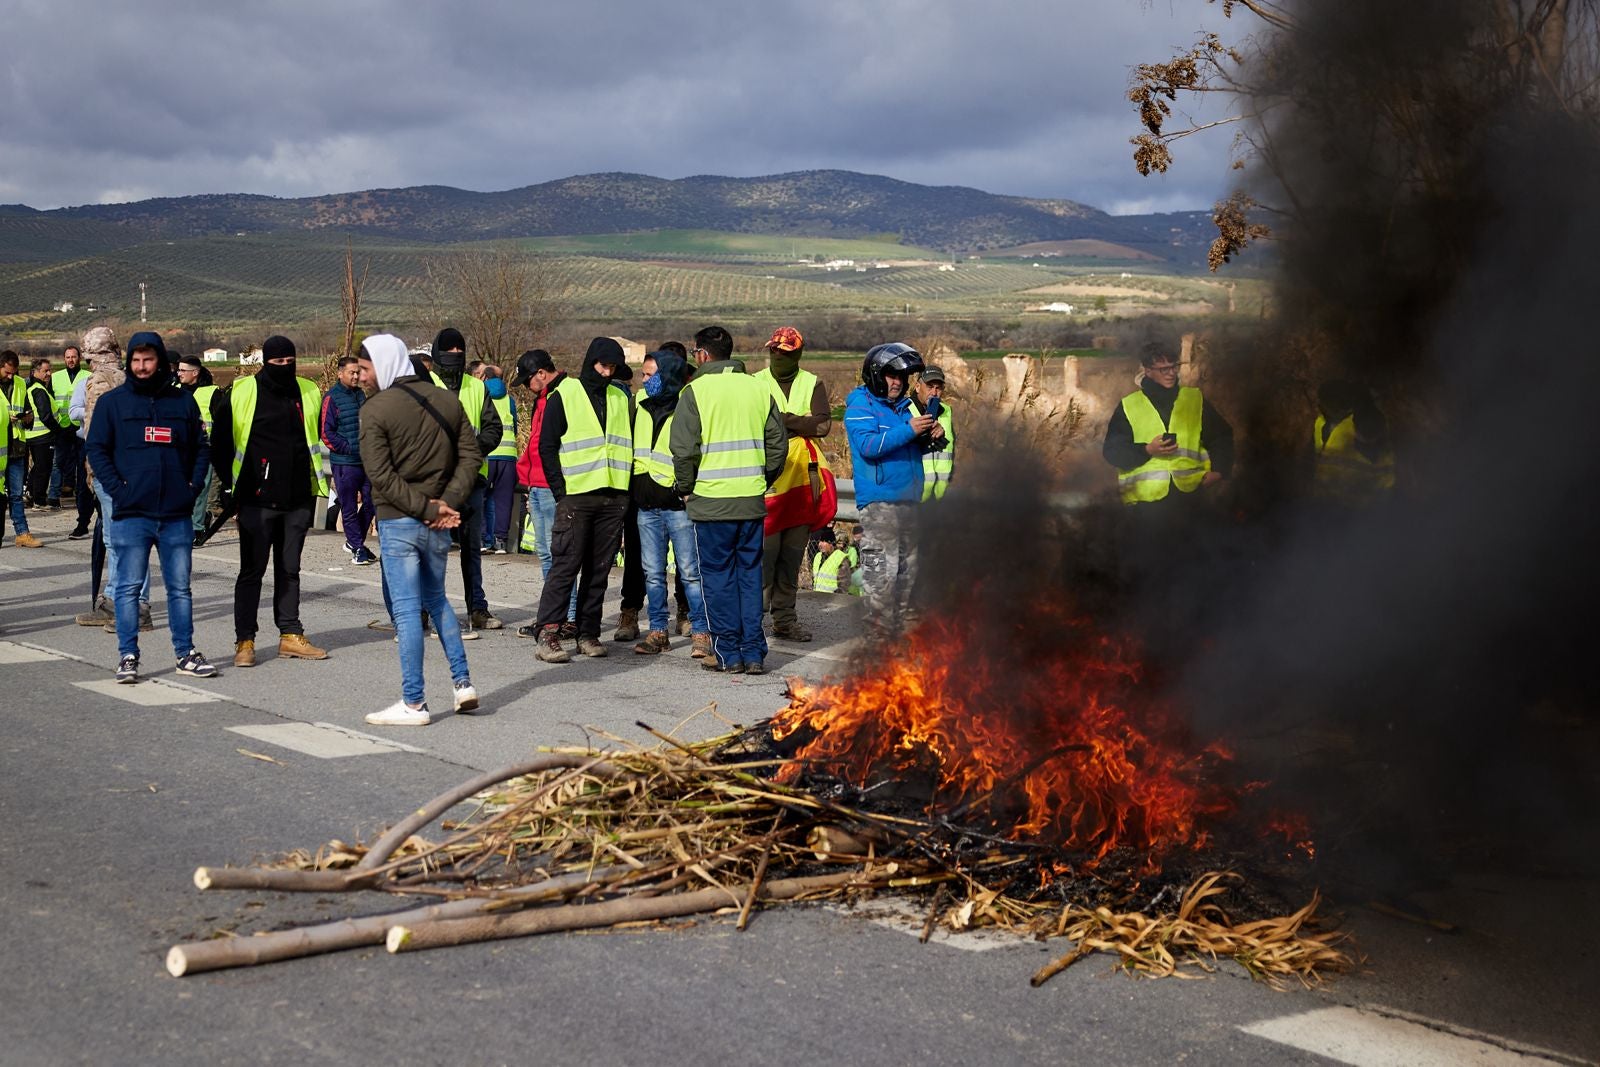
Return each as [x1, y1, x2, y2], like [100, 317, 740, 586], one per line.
[828, 897, 1028, 952]
[228, 722, 409, 758]
[75, 679, 221, 706]
[1239, 1006, 1579, 1066]
[312, 721, 426, 754]
[0, 640, 68, 664]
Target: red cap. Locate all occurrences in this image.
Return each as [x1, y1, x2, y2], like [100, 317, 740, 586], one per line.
[765, 326, 804, 352]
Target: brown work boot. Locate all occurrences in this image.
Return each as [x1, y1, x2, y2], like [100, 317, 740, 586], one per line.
[633, 630, 670, 655]
[233, 639, 256, 668]
[277, 633, 329, 660]
[613, 607, 640, 642]
[534, 625, 570, 663]
[13, 532, 43, 548]
[690, 632, 713, 659]
[77, 598, 114, 626]
[674, 612, 692, 637]
[576, 635, 608, 658]
[557, 620, 579, 640]
[771, 621, 813, 642]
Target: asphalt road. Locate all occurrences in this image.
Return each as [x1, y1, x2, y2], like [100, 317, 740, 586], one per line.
[1, 503, 1595, 1066]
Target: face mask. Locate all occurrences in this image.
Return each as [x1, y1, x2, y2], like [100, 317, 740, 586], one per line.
[643, 373, 664, 398]
[769, 351, 802, 380]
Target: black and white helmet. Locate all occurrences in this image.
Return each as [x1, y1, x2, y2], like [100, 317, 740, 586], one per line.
[861, 342, 925, 398]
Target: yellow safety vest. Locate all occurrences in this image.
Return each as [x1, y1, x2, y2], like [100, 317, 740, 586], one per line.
[753, 368, 830, 499]
[632, 407, 676, 488]
[812, 548, 846, 592]
[228, 376, 331, 497]
[554, 377, 632, 494]
[431, 372, 492, 476]
[1313, 414, 1395, 506]
[685, 368, 769, 499]
[23, 379, 55, 440]
[489, 393, 517, 459]
[0, 377, 24, 449]
[192, 384, 218, 436]
[911, 401, 954, 501]
[1117, 387, 1210, 505]
[52, 367, 83, 427]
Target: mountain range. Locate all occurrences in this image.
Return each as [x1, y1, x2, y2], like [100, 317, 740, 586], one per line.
[0, 170, 1214, 265]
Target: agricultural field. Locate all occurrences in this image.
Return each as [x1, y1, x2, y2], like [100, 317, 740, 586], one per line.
[521, 229, 944, 263]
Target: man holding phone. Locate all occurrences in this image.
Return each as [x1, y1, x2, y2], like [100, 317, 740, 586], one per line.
[911, 366, 953, 501]
[1101, 341, 1232, 506]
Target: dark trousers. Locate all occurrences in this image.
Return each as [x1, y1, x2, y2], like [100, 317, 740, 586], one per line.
[53, 433, 80, 496]
[76, 453, 96, 529]
[536, 493, 627, 636]
[331, 464, 374, 552]
[457, 482, 488, 614]
[762, 522, 811, 627]
[694, 517, 768, 668]
[235, 503, 312, 640]
[620, 501, 644, 610]
[484, 458, 516, 544]
[26, 438, 53, 504]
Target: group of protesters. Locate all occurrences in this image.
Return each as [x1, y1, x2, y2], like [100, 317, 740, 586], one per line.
[4, 321, 959, 726]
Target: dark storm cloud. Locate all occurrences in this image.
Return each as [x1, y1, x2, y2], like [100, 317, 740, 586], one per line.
[1, 0, 1242, 213]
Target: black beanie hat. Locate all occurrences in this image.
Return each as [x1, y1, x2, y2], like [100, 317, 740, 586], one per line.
[262, 335, 297, 362]
[433, 327, 466, 354]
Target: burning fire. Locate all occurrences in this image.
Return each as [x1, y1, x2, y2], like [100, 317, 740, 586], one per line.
[772, 611, 1249, 864]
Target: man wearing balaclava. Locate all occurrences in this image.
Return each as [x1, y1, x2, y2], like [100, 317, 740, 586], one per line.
[428, 327, 504, 634]
[752, 326, 834, 643]
[83, 331, 217, 684]
[211, 335, 332, 669]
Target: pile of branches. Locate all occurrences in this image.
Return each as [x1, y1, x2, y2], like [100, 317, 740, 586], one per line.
[167, 725, 1351, 986]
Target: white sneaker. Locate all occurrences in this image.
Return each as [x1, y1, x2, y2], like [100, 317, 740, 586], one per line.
[453, 681, 481, 714]
[365, 700, 432, 727]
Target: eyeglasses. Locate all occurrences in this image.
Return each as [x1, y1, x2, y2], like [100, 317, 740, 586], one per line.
[1146, 363, 1181, 374]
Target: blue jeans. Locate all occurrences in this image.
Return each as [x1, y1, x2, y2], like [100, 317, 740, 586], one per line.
[637, 508, 706, 633]
[693, 517, 767, 668]
[379, 517, 471, 706]
[94, 481, 151, 607]
[6, 457, 29, 534]
[110, 515, 193, 659]
[528, 486, 577, 621]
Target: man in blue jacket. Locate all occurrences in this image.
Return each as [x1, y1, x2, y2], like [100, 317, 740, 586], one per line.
[320, 354, 377, 565]
[84, 331, 218, 684]
[843, 343, 945, 634]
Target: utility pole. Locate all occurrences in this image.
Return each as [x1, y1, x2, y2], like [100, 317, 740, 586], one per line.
[139, 282, 148, 323]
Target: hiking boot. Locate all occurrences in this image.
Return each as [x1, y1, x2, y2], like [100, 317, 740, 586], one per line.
[115, 654, 139, 684]
[633, 630, 670, 655]
[771, 621, 813, 642]
[557, 620, 579, 640]
[452, 681, 481, 714]
[690, 632, 713, 659]
[76, 599, 114, 626]
[701, 658, 744, 673]
[674, 613, 693, 637]
[233, 640, 256, 668]
[68, 525, 91, 540]
[13, 532, 43, 548]
[613, 607, 640, 642]
[576, 636, 608, 658]
[534, 625, 570, 664]
[175, 650, 218, 678]
[744, 660, 766, 676]
[469, 609, 503, 630]
[278, 633, 328, 660]
[365, 700, 432, 727]
[192, 532, 207, 548]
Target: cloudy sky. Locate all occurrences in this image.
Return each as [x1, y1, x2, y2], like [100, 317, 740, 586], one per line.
[3, 0, 1249, 215]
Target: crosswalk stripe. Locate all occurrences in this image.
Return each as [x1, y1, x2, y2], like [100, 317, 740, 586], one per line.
[227, 722, 409, 758]
[1239, 1006, 1576, 1066]
[74, 679, 221, 706]
[0, 640, 68, 664]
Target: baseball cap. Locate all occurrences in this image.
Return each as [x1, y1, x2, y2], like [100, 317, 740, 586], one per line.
[511, 349, 556, 387]
[766, 326, 804, 352]
[921, 365, 946, 384]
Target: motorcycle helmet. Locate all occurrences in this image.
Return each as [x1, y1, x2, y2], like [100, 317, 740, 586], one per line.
[861, 342, 925, 398]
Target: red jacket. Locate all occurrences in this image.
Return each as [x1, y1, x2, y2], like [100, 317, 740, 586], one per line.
[515, 391, 550, 489]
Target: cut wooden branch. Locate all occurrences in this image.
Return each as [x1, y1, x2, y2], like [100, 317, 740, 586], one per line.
[388, 871, 896, 954]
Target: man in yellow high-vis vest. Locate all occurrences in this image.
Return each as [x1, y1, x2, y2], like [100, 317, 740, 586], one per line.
[1101, 342, 1233, 509]
[910, 365, 954, 501]
[210, 335, 332, 668]
[754, 325, 834, 643]
[0, 350, 43, 547]
[50, 343, 86, 507]
[671, 326, 787, 675]
[1310, 380, 1395, 508]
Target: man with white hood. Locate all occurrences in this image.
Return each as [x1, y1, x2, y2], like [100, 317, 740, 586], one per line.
[354, 335, 483, 726]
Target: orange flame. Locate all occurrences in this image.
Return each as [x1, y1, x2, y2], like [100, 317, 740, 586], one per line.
[772, 612, 1242, 863]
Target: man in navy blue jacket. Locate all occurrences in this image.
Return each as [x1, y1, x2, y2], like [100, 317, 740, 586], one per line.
[85, 331, 217, 684]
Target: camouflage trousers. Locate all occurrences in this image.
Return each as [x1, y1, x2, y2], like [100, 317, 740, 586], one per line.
[858, 502, 918, 632]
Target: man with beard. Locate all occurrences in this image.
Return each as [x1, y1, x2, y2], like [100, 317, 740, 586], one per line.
[83, 332, 216, 683]
[49, 344, 86, 507]
[428, 328, 504, 633]
[526, 337, 634, 663]
[211, 335, 332, 668]
[23, 357, 63, 509]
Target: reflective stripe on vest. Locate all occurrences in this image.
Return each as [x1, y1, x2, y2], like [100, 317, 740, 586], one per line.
[812, 548, 846, 592]
[431, 372, 491, 476]
[912, 401, 954, 501]
[632, 406, 676, 488]
[192, 385, 217, 435]
[52, 368, 82, 427]
[1117, 387, 1210, 505]
[23, 380, 54, 439]
[1313, 414, 1395, 505]
[1, 378, 24, 446]
[555, 377, 631, 493]
[489, 393, 517, 458]
[229, 376, 331, 497]
[685, 368, 769, 499]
